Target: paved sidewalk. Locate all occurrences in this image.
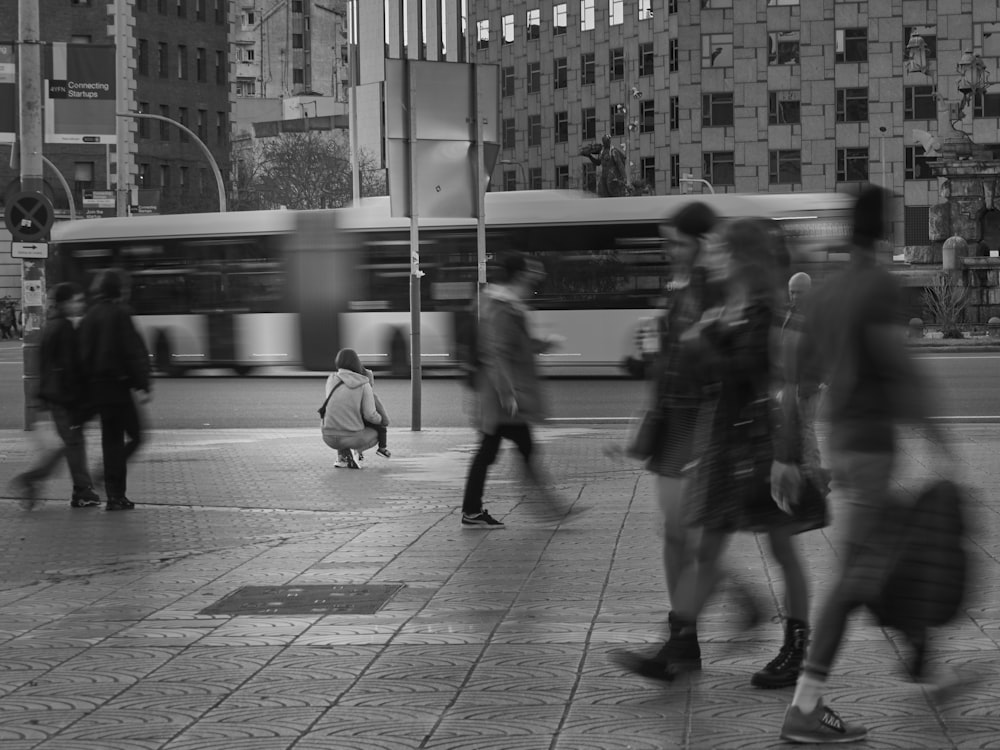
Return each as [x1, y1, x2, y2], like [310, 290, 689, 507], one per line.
[0, 422, 997, 749]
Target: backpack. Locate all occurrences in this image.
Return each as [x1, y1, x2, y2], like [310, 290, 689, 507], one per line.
[454, 304, 481, 388]
[868, 479, 968, 632]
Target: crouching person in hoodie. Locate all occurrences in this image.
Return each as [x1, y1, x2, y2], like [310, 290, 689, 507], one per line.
[321, 348, 385, 469]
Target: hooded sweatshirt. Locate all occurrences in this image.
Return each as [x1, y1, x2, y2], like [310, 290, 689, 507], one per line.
[321, 368, 381, 435]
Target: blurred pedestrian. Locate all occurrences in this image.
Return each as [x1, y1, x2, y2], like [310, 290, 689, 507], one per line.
[320, 348, 387, 469]
[778, 186, 948, 743]
[10, 283, 100, 509]
[79, 269, 151, 511]
[461, 252, 566, 528]
[612, 200, 721, 677]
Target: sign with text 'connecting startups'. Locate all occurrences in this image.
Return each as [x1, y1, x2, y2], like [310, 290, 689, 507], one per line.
[0, 44, 15, 144]
[44, 43, 116, 144]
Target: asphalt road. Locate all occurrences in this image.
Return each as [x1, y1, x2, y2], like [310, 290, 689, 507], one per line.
[0, 340, 996, 429]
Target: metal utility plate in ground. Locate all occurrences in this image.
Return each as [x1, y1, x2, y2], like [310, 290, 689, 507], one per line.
[200, 584, 404, 616]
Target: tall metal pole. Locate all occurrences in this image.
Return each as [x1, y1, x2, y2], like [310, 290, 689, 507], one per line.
[17, 0, 45, 429]
[348, 0, 360, 206]
[114, 0, 131, 217]
[407, 60, 422, 430]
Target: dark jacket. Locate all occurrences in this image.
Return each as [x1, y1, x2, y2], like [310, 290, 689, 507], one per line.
[79, 299, 151, 405]
[37, 316, 86, 409]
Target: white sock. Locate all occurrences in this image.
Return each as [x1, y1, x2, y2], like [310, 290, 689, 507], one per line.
[791, 673, 825, 714]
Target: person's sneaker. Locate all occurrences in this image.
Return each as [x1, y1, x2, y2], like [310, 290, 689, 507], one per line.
[70, 487, 102, 508]
[106, 497, 136, 511]
[356, 451, 365, 463]
[779, 700, 868, 744]
[612, 639, 702, 682]
[9, 474, 39, 511]
[376, 447, 391, 458]
[461, 509, 505, 528]
[334, 452, 360, 469]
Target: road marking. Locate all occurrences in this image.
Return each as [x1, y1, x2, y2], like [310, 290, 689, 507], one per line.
[916, 355, 1000, 360]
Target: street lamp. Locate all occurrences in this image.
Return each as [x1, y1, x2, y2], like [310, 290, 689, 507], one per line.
[499, 159, 526, 190]
[956, 49, 991, 114]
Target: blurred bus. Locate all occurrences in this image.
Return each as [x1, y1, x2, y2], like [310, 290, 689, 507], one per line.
[48, 190, 855, 377]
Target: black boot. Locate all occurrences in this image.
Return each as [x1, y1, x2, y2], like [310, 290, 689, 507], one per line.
[612, 612, 701, 682]
[751, 617, 808, 689]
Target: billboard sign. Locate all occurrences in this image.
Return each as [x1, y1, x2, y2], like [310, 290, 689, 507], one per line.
[44, 43, 116, 144]
[0, 44, 15, 144]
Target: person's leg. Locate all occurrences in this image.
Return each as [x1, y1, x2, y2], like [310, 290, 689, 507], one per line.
[120, 397, 144, 465]
[753, 526, 809, 688]
[50, 405, 98, 505]
[99, 404, 129, 504]
[462, 430, 502, 516]
[657, 475, 690, 604]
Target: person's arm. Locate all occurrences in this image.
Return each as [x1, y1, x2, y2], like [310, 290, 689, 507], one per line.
[483, 304, 520, 413]
[119, 309, 151, 395]
[360, 384, 381, 424]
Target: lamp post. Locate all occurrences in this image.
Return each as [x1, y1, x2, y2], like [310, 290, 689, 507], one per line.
[499, 159, 526, 190]
[116, 111, 227, 212]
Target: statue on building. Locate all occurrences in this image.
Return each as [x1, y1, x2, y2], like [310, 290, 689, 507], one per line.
[580, 135, 629, 197]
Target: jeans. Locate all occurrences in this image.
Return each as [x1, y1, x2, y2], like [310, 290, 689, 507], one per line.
[803, 450, 898, 678]
[22, 404, 93, 491]
[462, 424, 533, 515]
[96, 397, 144, 499]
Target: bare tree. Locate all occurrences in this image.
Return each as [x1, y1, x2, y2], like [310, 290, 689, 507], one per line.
[230, 131, 385, 211]
[922, 271, 969, 339]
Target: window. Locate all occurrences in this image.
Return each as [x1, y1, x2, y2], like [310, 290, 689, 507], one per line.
[502, 118, 516, 149]
[241, 9, 255, 29]
[974, 92, 1000, 117]
[836, 87, 868, 122]
[137, 39, 149, 76]
[177, 0, 186, 17]
[196, 0, 205, 19]
[581, 53, 595, 85]
[611, 104, 626, 136]
[581, 0, 594, 31]
[640, 157, 655, 190]
[553, 4, 567, 35]
[138, 102, 150, 138]
[670, 153, 680, 188]
[215, 50, 226, 85]
[769, 150, 801, 184]
[610, 48, 625, 81]
[904, 86, 937, 119]
[197, 109, 207, 140]
[669, 39, 678, 72]
[159, 105, 170, 140]
[177, 45, 188, 79]
[582, 162, 597, 192]
[160, 164, 170, 188]
[527, 9, 540, 40]
[292, 34, 304, 49]
[527, 62, 541, 94]
[555, 111, 568, 143]
[556, 164, 569, 189]
[291, 0, 302, 11]
[502, 67, 515, 97]
[768, 0, 799, 5]
[610, 0, 623, 25]
[502, 15, 514, 45]
[529, 167, 543, 190]
[216, 111, 226, 144]
[639, 42, 654, 77]
[669, 0, 678, 11]
[640, 100, 654, 133]
[702, 0, 732, 6]
[158, 42, 169, 77]
[768, 91, 800, 124]
[554, 58, 567, 89]
[768, 31, 799, 65]
[670, 96, 679, 130]
[236, 77, 256, 96]
[137, 0, 147, 11]
[178, 107, 189, 141]
[703, 34, 733, 68]
[836, 28, 868, 63]
[237, 47, 255, 63]
[639, 0, 653, 21]
[702, 93, 734, 127]
[70, 34, 91, 44]
[504, 171, 517, 191]
[476, 20, 489, 49]
[904, 26, 937, 61]
[582, 107, 596, 140]
[836, 147, 869, 182]
[138, 163, 151, 188]
[904, 206, 930, 245]
[196, 48, 206, 82]
[157, 0, 166, 14]
[905, 146, 934, 180]
[703, 151, 735, 186]
[74, 162, 94, 194]
[215, 0, 224, 23]
[293, 67, 304, 84]
[528, 114, 541, 146]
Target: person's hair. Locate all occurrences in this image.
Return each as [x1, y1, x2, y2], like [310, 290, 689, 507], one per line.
[91, 268, 125, 300]
[53, 281, 83, 306]
[334, 348, 365, 374]
[723, 218, 778, 304]
[669, 201, 718, 239]
[852, 185, 888, 247]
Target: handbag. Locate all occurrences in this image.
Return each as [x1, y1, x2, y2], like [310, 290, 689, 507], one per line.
[317, 380, 344, 420]
[626, 409, 664, 461]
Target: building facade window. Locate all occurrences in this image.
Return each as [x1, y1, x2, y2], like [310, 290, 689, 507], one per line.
[529, 167, 543, 190]
[581, 0, 594, 31]
[504, 170, 517, 191]
[611, 104, 625, 136]
[904, 86, 937, 119]
[640, 156, 655, 190]
[138, 163, 151, 187]
[527, 62, 541, 94]
[160, 164, 170, 188]
[502, 66, 515, 97]
[905, 146, 934, 179]
[138, 102, 150, 138]
[158, 42, 169, 77]
[196, 0, 205, 19]
[554, 58, 567, 89]
[292, 34, 304, 49]
[768, 91, 800, 124]
[553, 4, 567, 35]
[610, 47, 625, 81]
[670, 96, 679, 130]
[639, 42, 654, 77]
[904, 26, 937, 60]
[669, 0, 678, 11]
[159, 105, 170, 139]
[703, 151, 735, 186]
[582, 162, 596, 192]
[527, 9, 540, 40]
[582, 107, 596, 140]
[236, 77, 256, 96]
[177, 0, 186, 17]
[639, 0, 653, 21]
[836, 28, 868, 63]
[904, 206, 931, 245]
[528, 114, 541, 146]
[769, 149, 801, 184]
[137, 39, 149, 76]
[215, 50, 226, 84]
[768, 31, 800, 64]
[177, 45, 188, 79]
[836, 147, 869, 181]
[973, 92, 1000, 117]
[293, 68, 304, 84]
[178, 107, 189, 141]
[581, 53, 595, 85]
[216, 111, 226, 144]
[836, 87, 868, 122]
[502, 15, 514, 44]
[74, 162, 94, 194]
[640, 100, 654, 133]
[196, 48, 206, 81]
[197, 109, 207, 140]
[610, 0, 623, 26]
[476, 20, 489, 49]
[555, 111, 568, 143]
[669, 39, 678, 72]
[702, 93, 734, 127]
[502, 118, 516, 149]
[556, 164, 569, 189]
[670, 153, 680, 187]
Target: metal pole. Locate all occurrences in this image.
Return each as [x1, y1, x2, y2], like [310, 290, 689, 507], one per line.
[474, 64, 487, 297]
[116, 112, 227, 211]
[407, 60, 422, 430]
[41, 156, 76, 220]
[17, 0, 45, 430]
[348, 0, 360, 206]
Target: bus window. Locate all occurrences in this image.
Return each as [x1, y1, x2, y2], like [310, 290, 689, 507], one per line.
[130, 272, 191, 315]
[227, 268, 287, 312]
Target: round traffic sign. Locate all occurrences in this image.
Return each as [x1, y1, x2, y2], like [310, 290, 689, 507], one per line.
[4, 191, 55, 242]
